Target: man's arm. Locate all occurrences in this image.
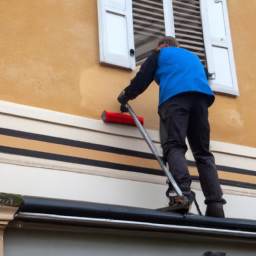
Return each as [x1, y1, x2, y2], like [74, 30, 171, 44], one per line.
[118, 51, 160, 104]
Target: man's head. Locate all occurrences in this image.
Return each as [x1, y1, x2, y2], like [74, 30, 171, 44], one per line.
[156, 36, 180, 50]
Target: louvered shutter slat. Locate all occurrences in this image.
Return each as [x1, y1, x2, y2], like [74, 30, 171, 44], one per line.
[173, 1, 200, 9]
[134, 31, 165, 37]
[133, 8, 164, 18]
[175, 28, 202, 35]
[133, 13, 164, 23]
[137, 0, 163, 7]
[174, 11, 201, 18]
[175, 33, 204, 40]
[173, 6, 200, 14]
[133, 19, 165, 28]
[174, 16, 201, 24]
[134, 25, 165, 33]
[133, 2, 162, 10]
[179, 44, 205, 51]
[178, 38, 204, 45]
[174, 22, 202, 31]
[176, 0, 200, 5]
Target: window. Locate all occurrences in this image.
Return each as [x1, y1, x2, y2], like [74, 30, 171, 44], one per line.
[132, 0, 207, 67]
[97, 0, 239, 95]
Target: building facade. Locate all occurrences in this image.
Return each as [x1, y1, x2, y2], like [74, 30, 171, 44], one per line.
[1, 0, 256, 254]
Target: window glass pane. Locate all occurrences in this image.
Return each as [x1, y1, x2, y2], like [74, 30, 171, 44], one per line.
[132, 0, 165, 63]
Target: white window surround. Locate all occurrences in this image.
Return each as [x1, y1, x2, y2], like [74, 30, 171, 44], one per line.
[97, 0, 239, 96]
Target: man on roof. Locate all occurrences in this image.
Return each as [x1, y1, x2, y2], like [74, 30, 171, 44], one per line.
[117, 36, 226, 218]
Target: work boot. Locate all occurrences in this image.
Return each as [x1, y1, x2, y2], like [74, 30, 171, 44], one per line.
[205, 202, 225, 218]
[166, 191, 195, 214]
[165, 197, 190, 213]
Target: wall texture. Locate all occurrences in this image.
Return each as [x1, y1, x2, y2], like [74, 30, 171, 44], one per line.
[0, 0, 256, 147]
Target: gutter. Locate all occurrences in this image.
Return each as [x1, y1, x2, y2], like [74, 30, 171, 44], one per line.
[2, 194, 256, 240]
[16, 212, 256, 239]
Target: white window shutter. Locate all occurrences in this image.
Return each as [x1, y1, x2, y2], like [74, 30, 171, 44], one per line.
[200, 0, 239, 96]
[97, 0, 135, 71]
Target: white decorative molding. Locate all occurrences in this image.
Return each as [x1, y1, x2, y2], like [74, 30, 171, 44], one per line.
[0, 153, 166, 185]
[1, 100, 256, 160]
[0, 100, 160, 143]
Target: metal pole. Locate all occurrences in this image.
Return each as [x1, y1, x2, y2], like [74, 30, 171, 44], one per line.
[126, 103, 188, 204]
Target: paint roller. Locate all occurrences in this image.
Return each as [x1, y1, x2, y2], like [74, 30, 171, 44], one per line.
[101, 104, 144, 126]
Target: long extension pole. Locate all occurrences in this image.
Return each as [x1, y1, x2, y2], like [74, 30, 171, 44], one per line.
[126, 103, 188, 205]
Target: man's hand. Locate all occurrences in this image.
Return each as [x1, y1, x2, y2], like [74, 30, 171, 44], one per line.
[117, 90, 129, 104]
[120, 104, 129, 113]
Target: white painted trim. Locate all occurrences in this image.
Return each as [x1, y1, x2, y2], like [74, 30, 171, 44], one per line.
[208, 83, 239, 96]
[0, 153, 166, 185]
[0, 100, 160, 142]
[210, 141, 256, 159]
[191, 182, 256, 199]
[163, 0, 175, 37]
[1, 100, 256, 159]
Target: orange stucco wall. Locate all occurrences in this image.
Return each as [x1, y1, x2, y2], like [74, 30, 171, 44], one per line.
[0, 0, 256, 147]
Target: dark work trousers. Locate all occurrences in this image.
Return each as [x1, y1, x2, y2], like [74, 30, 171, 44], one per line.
[158, 92, 225, 205]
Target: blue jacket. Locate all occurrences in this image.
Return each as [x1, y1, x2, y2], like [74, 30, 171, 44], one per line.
[124, 47, 215, 107]
[155, 47, 214, 106]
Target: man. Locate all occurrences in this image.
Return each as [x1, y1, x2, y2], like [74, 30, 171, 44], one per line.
[118, 36, 226, 218]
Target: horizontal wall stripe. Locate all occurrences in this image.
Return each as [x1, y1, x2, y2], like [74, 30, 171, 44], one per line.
[215, 164, 256, 176]
[187, 160, 256, 177]
[1, 128, 256, 182]
[0, 128, 156, 160]
[191, 176, 256, 190]
[218, 170, 256, 184]
[1, 146, 256, 191]
[0, 135, 160, 170]
[0, 146, 165, 177]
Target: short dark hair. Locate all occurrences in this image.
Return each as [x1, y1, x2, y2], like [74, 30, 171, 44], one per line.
[157, 36, 180, 47]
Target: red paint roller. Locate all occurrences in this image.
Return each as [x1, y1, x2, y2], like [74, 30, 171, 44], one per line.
[101, 110, 144, 126]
